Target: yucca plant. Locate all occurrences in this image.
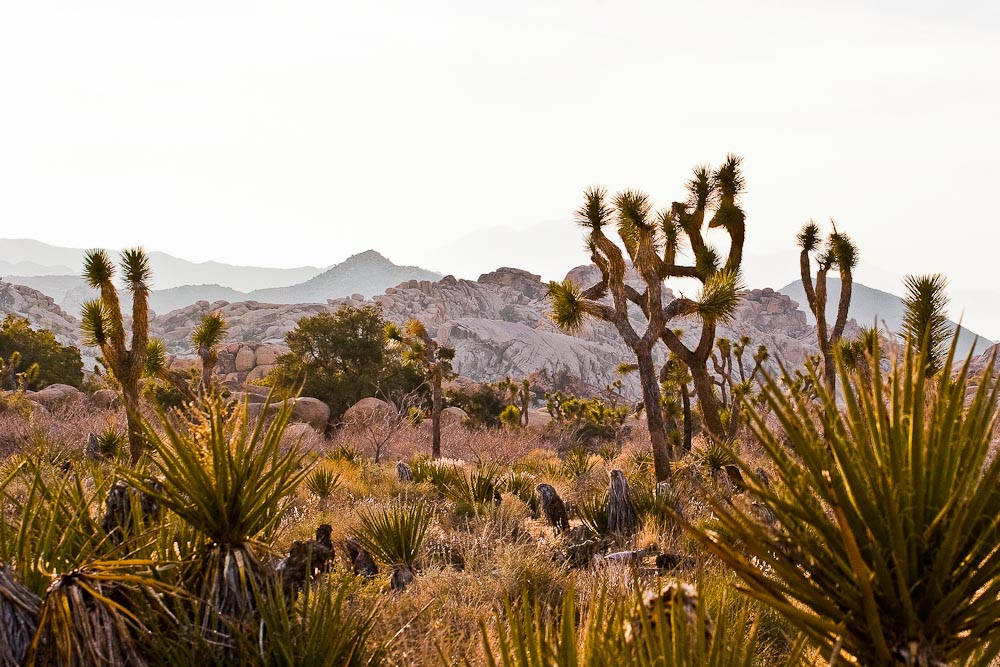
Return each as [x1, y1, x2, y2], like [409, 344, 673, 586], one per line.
[442, 462, 505, 512]
[122, 392, 312, 637]
[254, 575, 386, 666]
[305, 468, 341, 499]
[355, 502, 431, 591]
[478, 583, 806, 667]
[686, 337, 1000, 666]
[0, 564, 40, 667]
[26, 562, 183, 667]
[576, 493, 610, 538]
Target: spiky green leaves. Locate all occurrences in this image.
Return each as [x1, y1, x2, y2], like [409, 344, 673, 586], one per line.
[80, 299, 113, 347]
[796, 222, 821, 252]
[547, 280, 586, 333]
[901, 273, 951, 376]
[686, 165, 713, 210]
[713, 153, 745, 199]
[828, 229, 858, 270]
[355, 503, 430, 569]
[576, 186, 613, 231]
[120, 247, 151, 290]
[143, 338, 167, 378]
[693, 269, 744, 323]
[126, 393, 311, 546]
[191, 312, 228, 352]
[686, 340, 1000, 666]
[82, 249, 115, 289]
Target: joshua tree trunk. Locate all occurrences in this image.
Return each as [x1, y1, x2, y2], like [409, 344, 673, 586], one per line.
[199, 349, 213, 394]
[636, 350, 672, 482]
[680, 383, 692, 452]
[120, 379, 144, 463]
[431, 371, 443, 459]
[689, 365, 725, 443]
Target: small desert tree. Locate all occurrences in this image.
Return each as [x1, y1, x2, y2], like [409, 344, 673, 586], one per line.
[80, 248, 153, 462]
[385, 319, 455, 459]
[548, 156, 746, 482]
[797, 220, 858, 393]
[900, 273, 951, 377]
[191, 311, 229, 392]
[0, 315, 83, 390]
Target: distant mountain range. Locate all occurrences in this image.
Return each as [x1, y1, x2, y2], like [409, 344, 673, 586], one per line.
[778, 278, 993, 357]
[3, 247, 441, 316]
[0, 239, 326, 292]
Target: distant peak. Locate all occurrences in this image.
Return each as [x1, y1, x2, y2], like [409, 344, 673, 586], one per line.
[343, 250, 391, 264]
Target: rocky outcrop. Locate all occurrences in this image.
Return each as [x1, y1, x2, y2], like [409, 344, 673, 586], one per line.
[0, 280, 79, 345]
[6, 261, 841, 402]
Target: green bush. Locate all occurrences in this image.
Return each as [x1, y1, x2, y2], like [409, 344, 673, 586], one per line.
[0, 315, 83, 390]
[266, 306, 424, 421]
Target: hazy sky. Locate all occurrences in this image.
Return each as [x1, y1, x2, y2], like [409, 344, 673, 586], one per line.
[2, 2, 999, 311]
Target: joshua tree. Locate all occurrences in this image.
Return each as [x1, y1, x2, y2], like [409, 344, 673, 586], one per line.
[659, 354, 693, 452]
[80, 248, 153, 462]
[900, 273, 951, 377]
[498, 376, 531, 426]
[548, 156, 746, 481]
[797, 220, 858, 393]
[191, 311, 228, 393]
[385, 319, 455, 459]
[710, 336, 768, 439]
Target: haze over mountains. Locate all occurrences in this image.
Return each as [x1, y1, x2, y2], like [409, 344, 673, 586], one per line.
[0, 239, 326, 292]
[1, 238, 995, 366]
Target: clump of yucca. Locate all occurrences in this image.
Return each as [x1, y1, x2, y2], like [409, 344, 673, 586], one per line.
[355, 503, 431, 592]
[124, 393, 311, 638]
[689, 336, 1000, 666]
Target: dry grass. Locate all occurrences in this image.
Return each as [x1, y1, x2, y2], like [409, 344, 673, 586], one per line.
[0, 400, 802, 667]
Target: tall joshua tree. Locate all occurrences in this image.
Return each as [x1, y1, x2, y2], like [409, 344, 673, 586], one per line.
[192, 311, 229, 393]
[548, 156, 746, 482]
[385, 319, 455, 459]
[797, 220, 858, 393]
[80, 248, 152, 462]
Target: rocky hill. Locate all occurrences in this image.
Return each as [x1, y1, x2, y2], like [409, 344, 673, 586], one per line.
[0, 279, 80, 345]
[145, 267, 822, 398]
[245, 250, 441, 304]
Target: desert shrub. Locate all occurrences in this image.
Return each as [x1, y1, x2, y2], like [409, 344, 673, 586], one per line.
[266, 306, 424, 422]
[0, 315, 83, 390]
[446, 382, 507, 429]
[355, 502, 431, 572]
[546, 391, 628, 448]
[305, 467, 341, 499]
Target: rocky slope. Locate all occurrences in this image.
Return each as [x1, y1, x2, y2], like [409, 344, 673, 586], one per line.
[0, 279, 80, 345]
[145, 267, 823, 398]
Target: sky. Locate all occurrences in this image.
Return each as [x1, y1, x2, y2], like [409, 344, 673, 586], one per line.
[2, 2, 999, 329]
